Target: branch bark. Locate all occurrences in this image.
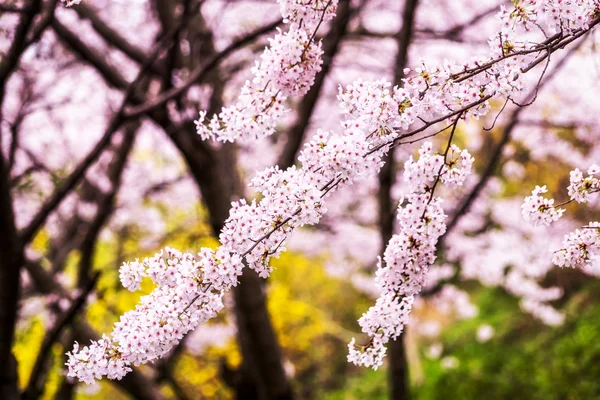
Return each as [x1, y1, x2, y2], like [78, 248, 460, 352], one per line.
[123, 18, 282, 119]
[73, 3, 166, 76]
[77, 123, 138, 287]
[22, 7, 198, 246]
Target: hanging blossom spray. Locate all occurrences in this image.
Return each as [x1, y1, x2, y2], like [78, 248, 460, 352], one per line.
[348, 142, 474, 368]
[195, 0, 338, 142]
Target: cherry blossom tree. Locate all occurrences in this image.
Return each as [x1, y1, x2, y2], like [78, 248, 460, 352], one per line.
[2, 0, 600, 399]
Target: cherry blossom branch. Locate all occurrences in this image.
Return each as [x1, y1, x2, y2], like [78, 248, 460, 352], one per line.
[450, 18, 600, 82]
[367, 95, 494, 156]
[278, 0, 354, 169]
[24, 259, 167, 399]
[443, 36, 586, 241]
[194, 0, 339, 142]
[361, 22, 597, 160]
[349, 140, 474, 368]
[353, 114, 464, 361]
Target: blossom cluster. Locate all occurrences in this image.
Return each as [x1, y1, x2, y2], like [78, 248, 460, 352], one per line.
[337, 78, 415, 139]
[567, 164, 600, 203]
[553, 222, 600, 268]
[219, 167, 326, 279]
[523, 164, 600, 270]
[498, 0, 599, 34]
[521, 185, 565, 226]
[279, 0, 338, 29]
[60, 0, 81, 6]
[195, 0, 338, 142]
[67, 248, 235, 384]
[347, 142, 474, 369]
[299, 130, 384, 184]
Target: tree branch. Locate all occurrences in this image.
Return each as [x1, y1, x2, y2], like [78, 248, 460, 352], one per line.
[123, 18, 282, 119]
[72, 3, 166, 76]
[442, 36, 588, 243]
[0, 0, 42, 94]
[0, 141, 25, 400]
[77, 123, 138, 288]
[378, 1, 420, 399]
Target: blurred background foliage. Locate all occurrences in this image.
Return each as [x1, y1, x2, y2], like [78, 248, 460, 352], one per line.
[327, 283, 600, 400]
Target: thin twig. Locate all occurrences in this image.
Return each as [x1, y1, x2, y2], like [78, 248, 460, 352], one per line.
[123, 18, 282, 119]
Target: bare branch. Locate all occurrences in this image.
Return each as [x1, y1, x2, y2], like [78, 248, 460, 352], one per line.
[21, 5, 202, 246]
[72, 3, 167, 76]
[123, 18, 282, 119]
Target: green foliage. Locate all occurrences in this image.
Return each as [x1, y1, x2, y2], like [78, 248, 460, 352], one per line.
[324, 283, 600, 400]
[416, 284, 600, 400]
[324, 368, 388, 400]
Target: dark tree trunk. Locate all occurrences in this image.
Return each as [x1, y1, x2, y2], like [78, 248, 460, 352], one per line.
[0, 147, 24, 400]
[0, 1, 43, 396]
[388, 335, 411, 400]
[377, 0, 420, 399]
[166, 120, 293, 399]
